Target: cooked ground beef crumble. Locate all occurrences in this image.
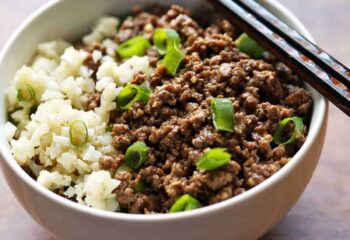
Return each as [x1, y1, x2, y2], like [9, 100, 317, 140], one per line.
[58, 5, 312, 213]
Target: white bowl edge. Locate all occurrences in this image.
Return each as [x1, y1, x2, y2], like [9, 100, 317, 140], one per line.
[0, 0, 328, 223]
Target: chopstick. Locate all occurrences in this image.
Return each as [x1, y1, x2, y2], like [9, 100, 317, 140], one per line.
[237, 0, 350, 90]
[207, 0, 350, 116]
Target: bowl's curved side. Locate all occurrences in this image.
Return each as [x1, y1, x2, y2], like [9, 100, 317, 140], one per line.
[0, 124, 328, 240]
[0, 0, 328, 239]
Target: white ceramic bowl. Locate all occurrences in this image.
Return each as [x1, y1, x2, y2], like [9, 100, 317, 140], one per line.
[0, 0, 328, 239]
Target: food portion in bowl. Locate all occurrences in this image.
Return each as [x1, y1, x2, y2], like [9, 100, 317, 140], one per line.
[4, 5, 312, 214]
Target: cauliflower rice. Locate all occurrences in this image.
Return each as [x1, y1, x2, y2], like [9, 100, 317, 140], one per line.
[4, 15, 153, 211]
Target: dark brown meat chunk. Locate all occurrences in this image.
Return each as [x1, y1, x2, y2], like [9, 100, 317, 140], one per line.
[86, 92, 101, 111]
[112, 124, 134, 151]
[115, 11, 159, 43]
[285, 86, 312, 115]
[99, 155, 124, 170]
[244, 162, 281, 188]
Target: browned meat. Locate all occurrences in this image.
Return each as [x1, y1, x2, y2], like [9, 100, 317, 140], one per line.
[112, 124, 134, 151]
[115, 10, 160, 43]
[78, 5, 312, 214]
[285, 86, 313, 115]
[99, 155, 124, 170]
[107, 5, 313, 213]
[86, 92, 101, 111]
[244, 162, 281, 188]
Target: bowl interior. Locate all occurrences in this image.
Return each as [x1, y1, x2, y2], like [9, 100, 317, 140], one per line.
[0, 0, 327, 220]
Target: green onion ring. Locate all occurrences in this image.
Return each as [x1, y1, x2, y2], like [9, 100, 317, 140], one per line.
[161, 45, 185, 76]
[116, 84, 151, 110]
[17, 85, 35, 101]
[169, 194, 200, 213]
[69, 120, 88, 147]
[273, 116, 304, 145]
[117, 35, 151, 59]
[125, 141, 148, 170]
[106, 124, 114, 132]
[211, 98, 235, 132]
[153, 28, 181, 55]
[133, 181, 147, 193]
[235, 33, 265, 59]
[152, 28, 185, 75]
[196, 148, 231, 171]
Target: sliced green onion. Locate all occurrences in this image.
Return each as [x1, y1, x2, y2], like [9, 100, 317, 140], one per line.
[125, 141, 148, 170]
[69, 120, 88, 147]
[273, 116, 304, 145]
[17, 85, 35, 101]
[116, 84, 151, 110]
[235, 33, 265, 59]
[117, 35, 151, 59]
[169, 194, 200, 213]
[134, 181, 147, 193]
[152, 28, 184, 75]
[153, 28, 181, 55]
[196, 148, 231, 171]
[211, 98, 234, 132]
[161, 46, 185, 76]
[106, 124, 114, 132]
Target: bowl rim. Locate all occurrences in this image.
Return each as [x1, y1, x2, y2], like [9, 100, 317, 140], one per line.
[0, 0, 327, 222]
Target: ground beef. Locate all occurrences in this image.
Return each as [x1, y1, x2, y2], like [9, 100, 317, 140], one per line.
[83, 43, 107, 80]
[86, 92, 101, 111]
[99, 155, 124, 170]
[97, 5, 312, 213]
[112, 124, 134, 151]
[244, 161, 281, 188]
[115, 8, 160, 43]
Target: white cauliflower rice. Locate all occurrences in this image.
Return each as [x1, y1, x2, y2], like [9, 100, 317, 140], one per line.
[4, 16, 154, 211]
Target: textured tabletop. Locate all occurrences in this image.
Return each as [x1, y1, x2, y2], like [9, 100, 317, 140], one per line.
[0, 1, 349, 239]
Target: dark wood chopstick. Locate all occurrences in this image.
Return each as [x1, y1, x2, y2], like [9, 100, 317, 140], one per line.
[207, 0, 350, 116]
[236, 0, 350, 90]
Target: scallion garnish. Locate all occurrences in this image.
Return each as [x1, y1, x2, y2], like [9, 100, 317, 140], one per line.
[211, 98, 235, 132]
[273, 116, 304, 145]
[117, 35, 151, 59]
[196, 148, 231, 171]
[69, 120, 88, 147]
[134, 181, 147, 193]
[125, 141, 148, 170]
[106, 123, 114, 132]
[116, 84, 151, 110]
[152, 28, 185, 76]
[161, 46, 185, 76]
[169, 194, 200, 213]
[153, 28, 181, 55]
[235, 33, 265, 59]
[17, 85, 35, 101]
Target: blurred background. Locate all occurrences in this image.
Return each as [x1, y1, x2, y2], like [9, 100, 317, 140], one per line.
[0, 0, 349, 239]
